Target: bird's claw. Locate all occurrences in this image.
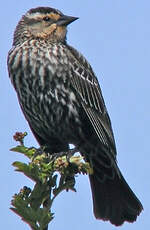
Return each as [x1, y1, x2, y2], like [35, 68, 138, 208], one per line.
[50, 147, 78, 163]
[30, 146, 47, 160]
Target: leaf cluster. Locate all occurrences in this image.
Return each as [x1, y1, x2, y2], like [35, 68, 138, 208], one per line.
[10, 132, 92, 230]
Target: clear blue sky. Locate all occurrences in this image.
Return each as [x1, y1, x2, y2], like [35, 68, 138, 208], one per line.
[1, 0, 149, 229]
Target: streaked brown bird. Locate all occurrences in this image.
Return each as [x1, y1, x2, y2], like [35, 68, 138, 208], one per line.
[7, 7, 143, 226]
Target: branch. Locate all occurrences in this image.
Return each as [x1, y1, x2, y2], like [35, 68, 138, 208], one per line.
[10, 132, 92, 230]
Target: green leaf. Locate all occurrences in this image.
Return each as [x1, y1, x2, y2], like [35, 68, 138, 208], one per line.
[12, 161, 41, 182]
[29, 182, 50, 210]
[10, 146, 35, 159]
[36, 209, 54, 229]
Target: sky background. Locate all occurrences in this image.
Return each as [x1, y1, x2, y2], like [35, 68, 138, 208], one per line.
[1, 0, 150, 229]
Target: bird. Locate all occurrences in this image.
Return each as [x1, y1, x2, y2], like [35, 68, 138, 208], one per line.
[7, 6, 143, 226]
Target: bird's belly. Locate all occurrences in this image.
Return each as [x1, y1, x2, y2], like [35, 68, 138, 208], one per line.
[20, 87, 81, 144]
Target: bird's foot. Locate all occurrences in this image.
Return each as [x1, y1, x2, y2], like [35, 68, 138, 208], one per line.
[50, 147, 78, 162]
[31, 146, 78, 163]
[29, 146, 47, 160]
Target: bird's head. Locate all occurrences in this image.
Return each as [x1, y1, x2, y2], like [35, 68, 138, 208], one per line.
[13, 7, 78, 45]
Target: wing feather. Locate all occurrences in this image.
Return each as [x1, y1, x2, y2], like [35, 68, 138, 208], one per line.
[67, 45, 117, 158]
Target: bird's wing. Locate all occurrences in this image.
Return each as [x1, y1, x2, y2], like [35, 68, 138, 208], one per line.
[67, 45, 117, 159]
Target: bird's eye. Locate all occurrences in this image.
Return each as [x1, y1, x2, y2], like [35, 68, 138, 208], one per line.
[43, 16, 50, 22]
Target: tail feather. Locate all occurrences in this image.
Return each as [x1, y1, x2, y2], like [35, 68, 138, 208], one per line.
[89, 170, 143, 226]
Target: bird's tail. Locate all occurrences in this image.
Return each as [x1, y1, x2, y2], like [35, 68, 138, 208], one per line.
[89, 168, 143, 226]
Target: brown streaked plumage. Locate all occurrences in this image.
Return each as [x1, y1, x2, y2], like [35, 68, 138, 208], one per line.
[7, 6, 143, 226]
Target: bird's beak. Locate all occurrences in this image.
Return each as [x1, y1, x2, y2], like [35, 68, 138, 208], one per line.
[57, 15, 79, 26]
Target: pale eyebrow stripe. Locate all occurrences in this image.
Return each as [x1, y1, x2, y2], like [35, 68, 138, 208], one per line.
[26, 12, 60, 20]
